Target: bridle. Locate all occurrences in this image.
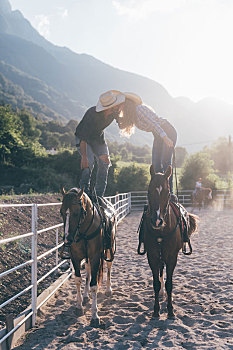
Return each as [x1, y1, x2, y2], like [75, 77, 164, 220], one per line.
[147, 181, 170, 231]
[63, 193, 102, 262]
[64, 195, 97, 242]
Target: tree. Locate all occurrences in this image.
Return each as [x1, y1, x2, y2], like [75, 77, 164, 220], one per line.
[179, 152, 217, 189]
[207, 137, 233, 175]
[174, 147, 187, 167]
[116, 164, 149, 192]
[0, 106, 45, 166]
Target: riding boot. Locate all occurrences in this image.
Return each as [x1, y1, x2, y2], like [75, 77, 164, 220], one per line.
[170, 193, 178, 203]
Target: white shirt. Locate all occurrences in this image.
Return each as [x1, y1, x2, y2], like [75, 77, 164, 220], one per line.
[195, 181, 202, 189]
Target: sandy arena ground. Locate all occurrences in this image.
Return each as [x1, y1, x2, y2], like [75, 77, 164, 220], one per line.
[14, 208, 233, 349]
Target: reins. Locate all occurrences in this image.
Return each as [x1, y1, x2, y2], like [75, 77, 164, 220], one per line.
[173, 149, 192, 255]
[72, 199, 102, 262]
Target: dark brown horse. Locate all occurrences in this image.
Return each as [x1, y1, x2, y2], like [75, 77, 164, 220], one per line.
[193, 187, 212, 210]
[144, 166, 198, 318]
[60, 187, 116, 326]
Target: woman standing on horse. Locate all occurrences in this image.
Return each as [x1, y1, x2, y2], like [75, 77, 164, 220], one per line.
[115, 92, 177, 197]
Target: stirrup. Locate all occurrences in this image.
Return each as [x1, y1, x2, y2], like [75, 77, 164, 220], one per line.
[137, 241, 146, 255]
[60, 244, 71, 259]
[182, 241, 192, 255]
[103, 249, 114, 262]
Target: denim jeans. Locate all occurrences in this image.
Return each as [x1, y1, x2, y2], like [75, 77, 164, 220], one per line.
[152, 121, 177, 193]
[76, 137, 110, 197]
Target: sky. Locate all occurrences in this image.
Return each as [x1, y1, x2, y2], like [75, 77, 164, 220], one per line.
[10, 0, 233, 105]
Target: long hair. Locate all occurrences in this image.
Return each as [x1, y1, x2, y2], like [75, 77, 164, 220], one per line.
[117, 98, 137, 137]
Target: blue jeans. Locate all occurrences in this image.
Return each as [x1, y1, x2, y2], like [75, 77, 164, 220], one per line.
[76, 137, 110, 197]
[152, 121, 177, 193]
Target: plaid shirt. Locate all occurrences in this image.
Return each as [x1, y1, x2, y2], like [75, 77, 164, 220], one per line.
[135, 105, 167, 138]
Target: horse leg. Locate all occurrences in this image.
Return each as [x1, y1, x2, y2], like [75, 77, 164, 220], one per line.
[89, 255, 102, 327]
[71, 258, 84, 315]
[159, 261, 165, 297]
[147, 253, 161, 317]
[105, 251, 113, 296]
[83, 261, 91, 304]
[165, 258, 177, 318]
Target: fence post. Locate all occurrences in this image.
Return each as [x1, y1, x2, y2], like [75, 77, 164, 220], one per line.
[31, 204, 38, 327]
[129, 192, 132, 213]
[55, 228, 59, 267]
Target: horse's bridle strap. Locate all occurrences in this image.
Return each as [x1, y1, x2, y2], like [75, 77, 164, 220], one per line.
[75, 224, 102, 243]
[74, 204, 102, 243]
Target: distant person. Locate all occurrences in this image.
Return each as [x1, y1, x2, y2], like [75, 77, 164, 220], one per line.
[193, 178, 202, 197]
[114, 92, 177, 197]
[74, 90, 124, 198]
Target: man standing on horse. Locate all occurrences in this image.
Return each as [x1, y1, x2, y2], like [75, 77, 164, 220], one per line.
[75, 90, 125, 198]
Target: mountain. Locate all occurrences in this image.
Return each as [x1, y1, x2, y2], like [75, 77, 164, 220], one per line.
[0, 0, 233, 152]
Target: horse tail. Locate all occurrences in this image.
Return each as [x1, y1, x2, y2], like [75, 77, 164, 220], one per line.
[188, 213, 199, 235]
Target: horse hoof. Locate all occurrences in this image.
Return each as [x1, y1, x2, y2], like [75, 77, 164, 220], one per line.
[152, 312, 160, 319]
[83, 296, 89, 305]
[168, 311, 175, 319]
[76, 307, 84, 316]
[90, 317, 100, 328]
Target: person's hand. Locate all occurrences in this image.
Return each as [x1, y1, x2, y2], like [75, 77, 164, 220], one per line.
[81, 156, 88, 169]
[163, 135, 174, 148]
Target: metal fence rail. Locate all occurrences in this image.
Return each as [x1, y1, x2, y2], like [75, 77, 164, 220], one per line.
[0, 192, 131, 348]
[1, 188, 232, 347]
[105, 192, 131, 223]
[131, 189, 233, 210]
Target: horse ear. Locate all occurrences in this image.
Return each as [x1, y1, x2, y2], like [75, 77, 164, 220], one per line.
[165, 165, 172, 179]
[150, 165, 156, 178]
[61, 187, 66, 196]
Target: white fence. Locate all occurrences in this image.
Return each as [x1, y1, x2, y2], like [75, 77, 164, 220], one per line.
[131, 189, 233, 210]
[0, 189, 232, 348]
[0, 193, 131, 349]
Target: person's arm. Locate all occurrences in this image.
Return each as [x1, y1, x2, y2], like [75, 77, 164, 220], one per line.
[163, 135, 174, 148]
[80, 140, 88, 168]
[137, 105, 174, 147]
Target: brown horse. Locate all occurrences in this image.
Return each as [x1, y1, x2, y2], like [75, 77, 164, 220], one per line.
[144, 166, 198, 318]
[193, 187, 212, 210]
[60, 187, 116, 326]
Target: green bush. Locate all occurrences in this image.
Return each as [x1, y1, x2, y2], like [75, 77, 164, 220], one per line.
[116, 164, 150, 193]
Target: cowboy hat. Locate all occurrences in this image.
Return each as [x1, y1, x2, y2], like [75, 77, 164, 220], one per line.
[124, 92, 142, 105]
[96, 90, 125, 112]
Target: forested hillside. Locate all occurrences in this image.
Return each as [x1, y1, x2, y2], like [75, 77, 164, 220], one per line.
[1, 0, 233, 151]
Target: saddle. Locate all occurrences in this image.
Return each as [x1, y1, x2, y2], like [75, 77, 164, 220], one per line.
[137, 201, 191, 256]
[169, 201, 190, 242]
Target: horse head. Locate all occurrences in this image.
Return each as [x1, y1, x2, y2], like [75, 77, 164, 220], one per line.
[60, 187, 88, 239]
[148, 165, 172, 230]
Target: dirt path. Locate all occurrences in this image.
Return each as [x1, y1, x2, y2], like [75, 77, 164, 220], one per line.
[14, 209, 233, 349]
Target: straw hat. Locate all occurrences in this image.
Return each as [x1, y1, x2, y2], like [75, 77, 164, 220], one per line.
[124, 92, 142, 105]
[96, 90, 125, 112]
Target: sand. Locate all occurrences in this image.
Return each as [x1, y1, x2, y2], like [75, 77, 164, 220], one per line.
[14, 208, 233, 349]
